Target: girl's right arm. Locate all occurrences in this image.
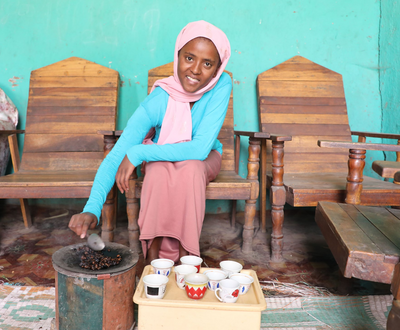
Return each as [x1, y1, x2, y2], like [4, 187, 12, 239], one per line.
[78, 89, 166, 224]
[81, 110, 151, 222]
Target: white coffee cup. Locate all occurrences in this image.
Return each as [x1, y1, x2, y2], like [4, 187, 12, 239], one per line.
[229, 273, 254, 295]
[180, 255, 203, 273]
[143, 274, 169, 299]
[174, 265, 197, 289]
[151, 258, 174, 276]
[219, 260, 243, 276]
[215, 279, 240, 303]
[203, 269, 228, 291]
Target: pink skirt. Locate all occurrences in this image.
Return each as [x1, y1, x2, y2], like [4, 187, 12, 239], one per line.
[138, 150, 222, 262]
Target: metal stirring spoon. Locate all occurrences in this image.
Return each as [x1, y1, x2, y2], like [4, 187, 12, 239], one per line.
[87, 233, 105, 251]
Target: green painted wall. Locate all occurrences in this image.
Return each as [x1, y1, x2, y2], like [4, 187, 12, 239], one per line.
[1, 0, 384, 212]
[380, 0, 400, 162]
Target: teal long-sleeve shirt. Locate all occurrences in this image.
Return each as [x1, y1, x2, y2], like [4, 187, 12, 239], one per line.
[83, 72, 232, 222]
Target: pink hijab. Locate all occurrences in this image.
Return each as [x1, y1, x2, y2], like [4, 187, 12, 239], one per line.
[148, 20, 231, 145]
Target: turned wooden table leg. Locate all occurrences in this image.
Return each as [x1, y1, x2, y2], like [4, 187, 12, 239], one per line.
[101, 135, 117, 242]
[388, 264, 400, 329]
[242, 138, 260, 254]
[270, 140, 285, 262]
[345, 149, 366, 205]
[127, 171, 141, 254]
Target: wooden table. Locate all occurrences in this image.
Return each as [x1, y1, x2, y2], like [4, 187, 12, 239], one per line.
[315, 201, 400, 329]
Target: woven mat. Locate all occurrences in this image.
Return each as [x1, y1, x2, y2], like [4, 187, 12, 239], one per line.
[0, 286, 392, 330]
[261, 296, 392, 329]
[0, 285, 56, 329]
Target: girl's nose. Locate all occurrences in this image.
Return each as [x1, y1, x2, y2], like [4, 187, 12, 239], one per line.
[191, 61, 201, 75]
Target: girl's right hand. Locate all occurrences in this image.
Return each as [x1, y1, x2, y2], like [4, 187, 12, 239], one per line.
[115, 155, 136, 194]
[68, 212, 97, 238]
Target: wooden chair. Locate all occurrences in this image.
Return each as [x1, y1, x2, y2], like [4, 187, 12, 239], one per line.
[102, 62, 267, 254]
[0, 57, 120, 241]
[258, 55, 400, 261]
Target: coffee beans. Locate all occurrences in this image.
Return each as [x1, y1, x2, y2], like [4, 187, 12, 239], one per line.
[76, 246, 122, 270]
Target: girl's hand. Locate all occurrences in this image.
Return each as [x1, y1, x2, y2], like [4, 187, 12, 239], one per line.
[69, 212, 97, 238]
[116, 155, 136, 194]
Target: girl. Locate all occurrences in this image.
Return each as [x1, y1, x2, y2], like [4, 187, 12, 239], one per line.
[69, 20, 232, 264]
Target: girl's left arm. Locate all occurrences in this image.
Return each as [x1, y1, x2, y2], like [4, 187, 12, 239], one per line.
[126, 74, 232, 166]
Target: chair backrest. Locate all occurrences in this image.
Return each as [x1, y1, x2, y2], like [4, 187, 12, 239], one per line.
[21, 57, 119, 172]
[257, 55, 352, 174]
[148, 62, 234, 172]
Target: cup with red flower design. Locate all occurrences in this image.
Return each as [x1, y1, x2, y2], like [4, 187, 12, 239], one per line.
[229, 273, 254, 295]
[215, 279, 240, 303]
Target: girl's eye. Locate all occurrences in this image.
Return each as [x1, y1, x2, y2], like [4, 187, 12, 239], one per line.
[186, 56, 193, 61]
[205, 62, 212, 68]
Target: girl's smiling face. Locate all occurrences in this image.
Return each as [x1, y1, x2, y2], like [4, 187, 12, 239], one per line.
[177, 37, 220, 93]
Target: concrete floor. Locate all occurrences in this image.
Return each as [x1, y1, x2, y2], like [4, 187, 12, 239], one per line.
[0, 201, 391, 296]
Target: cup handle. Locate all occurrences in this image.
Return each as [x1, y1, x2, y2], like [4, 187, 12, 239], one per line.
[215, 288, 223, 302]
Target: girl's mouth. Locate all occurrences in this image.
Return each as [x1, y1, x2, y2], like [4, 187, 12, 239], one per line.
[186, 76, 199, 83]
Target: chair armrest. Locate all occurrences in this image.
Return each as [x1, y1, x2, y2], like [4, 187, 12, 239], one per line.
[233, 131, 292, 142]
[318, 140, 400, 152]
[234, 131, 270, 139]
[98, 130, 123, 137]
[0, 130, 25, 135]
[233, 132, 272, 173]
[234, 132, 292, 190]
[269, 134, 292, 142]
[97, 131, 121, 159]
[351, 131, 400, 141]
[98, 130, 140, 177]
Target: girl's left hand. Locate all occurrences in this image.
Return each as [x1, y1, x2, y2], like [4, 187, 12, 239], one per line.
[116, 155, 136, 194]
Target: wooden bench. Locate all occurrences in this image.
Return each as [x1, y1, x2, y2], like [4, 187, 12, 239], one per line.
[102, 62, 268, 254]
[316, 201, 400, 329]
[0, 57, 119, 241]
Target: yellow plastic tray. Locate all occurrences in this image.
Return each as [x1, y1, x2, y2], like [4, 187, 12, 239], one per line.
[134, 265, 267, 330]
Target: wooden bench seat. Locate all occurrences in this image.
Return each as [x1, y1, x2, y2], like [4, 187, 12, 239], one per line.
[129, 170, 253, 200]
[279, 173, 400, 206]
[0, 171, 96, 197]
[316, 201, 400, 328]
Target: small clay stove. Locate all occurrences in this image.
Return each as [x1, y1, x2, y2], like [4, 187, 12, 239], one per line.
[52, 242, 137, 277]
[52, 242, 138, 330]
